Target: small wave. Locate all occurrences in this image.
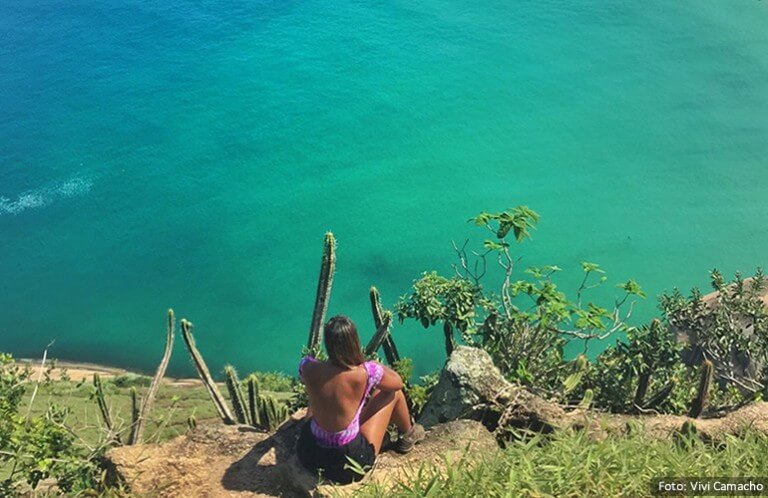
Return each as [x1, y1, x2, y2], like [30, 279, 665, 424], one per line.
[0, 176, 94, 216]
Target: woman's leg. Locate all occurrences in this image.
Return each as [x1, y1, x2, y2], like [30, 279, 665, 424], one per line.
[359, 389, 412, 454]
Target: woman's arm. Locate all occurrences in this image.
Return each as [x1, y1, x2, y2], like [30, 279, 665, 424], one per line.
[377, 364, 404, 392]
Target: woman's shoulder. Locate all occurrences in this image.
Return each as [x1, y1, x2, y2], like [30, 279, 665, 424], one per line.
[298, 355, 320, 378]
[362, 360, 385, 385]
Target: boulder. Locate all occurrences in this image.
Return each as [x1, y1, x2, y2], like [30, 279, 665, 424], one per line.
[418, 346, 565, 432]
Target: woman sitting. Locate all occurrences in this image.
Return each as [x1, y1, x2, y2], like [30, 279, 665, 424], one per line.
[296, 315, 425, 484]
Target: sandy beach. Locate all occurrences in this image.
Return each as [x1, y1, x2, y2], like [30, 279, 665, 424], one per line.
[18, 358, 202, 387]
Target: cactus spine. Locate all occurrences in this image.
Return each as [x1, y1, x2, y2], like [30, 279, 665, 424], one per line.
[93, 373, 121, 444]
[364, 311, 393, 357]
[224, 365, 250, 425]
[247, 375, 261, 427]
[180, 319, 236, 424]
[130, 309, 175, 445]
[369, 286, 400, 364]
[689, 359, 714, 418]
[308, 232, 336, 355]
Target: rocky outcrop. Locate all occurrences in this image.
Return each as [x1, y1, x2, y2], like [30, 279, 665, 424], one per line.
[418, 346, 564, 432]
[104, 411, 498, 497]
[415, 346, 768, 443]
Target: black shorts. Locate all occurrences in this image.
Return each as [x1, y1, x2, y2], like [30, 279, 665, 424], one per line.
[296, 420, 376, 484]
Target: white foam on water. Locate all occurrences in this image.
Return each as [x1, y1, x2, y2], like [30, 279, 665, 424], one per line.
[0, 176, 94, 216]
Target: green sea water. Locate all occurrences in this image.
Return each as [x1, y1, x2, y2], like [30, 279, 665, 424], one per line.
[1, 0, 767, 377]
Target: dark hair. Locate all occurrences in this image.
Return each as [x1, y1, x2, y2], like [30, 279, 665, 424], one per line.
[324, 315, 365, 369]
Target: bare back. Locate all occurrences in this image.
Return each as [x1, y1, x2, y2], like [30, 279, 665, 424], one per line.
[301, 360, 369, 432]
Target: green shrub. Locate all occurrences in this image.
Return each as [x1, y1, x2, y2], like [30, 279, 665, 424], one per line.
[109, 374, 152, 388]
[246, 371, 294, 393]
[1, 354, 105, 495]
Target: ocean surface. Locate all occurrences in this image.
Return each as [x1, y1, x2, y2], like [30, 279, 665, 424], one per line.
[1, 0, 767, 378]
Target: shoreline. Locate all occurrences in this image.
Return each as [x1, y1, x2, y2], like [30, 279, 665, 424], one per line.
[17, 358, 203, 387]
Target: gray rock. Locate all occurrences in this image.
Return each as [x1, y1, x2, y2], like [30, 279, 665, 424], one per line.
[418, 346, 564, 432]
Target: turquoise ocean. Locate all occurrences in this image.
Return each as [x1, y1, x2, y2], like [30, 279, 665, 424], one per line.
[1, 0, 767, 377]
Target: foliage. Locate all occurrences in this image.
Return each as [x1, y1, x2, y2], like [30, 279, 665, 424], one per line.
[396, 206, 643, 401]
[1, 353, 105, 495]
[247, 371, 295, 393]
[396, 272, 479, 333]
[109, 374, 152, 388]
[390, 358, 438, 418]
[660, 268, 768, 396]
[351, 429, 768, 498]
[588, 319, 683, 412]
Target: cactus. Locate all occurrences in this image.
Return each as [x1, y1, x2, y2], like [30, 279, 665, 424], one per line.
[187, 415, 197, 432]
[224, 365, 250, 425]
[307, 232, 336, 355]
[130, 309, 175, 445]
[633, 372, 651, 409]
[575, 355, 588, 370]
[128, 387, 140, 444]
[579, 388, 594, 410]
[676, 421, 699, 449]
[644, 379, 676, 410]
[180, 319, 236, 424]
[562, 372, 584, 395]
[689, 359, 714, 418]
[370, 286, 400, 364]
[252, 394, 289, 432]
[364, 312, 393, 357]
[93, 373, 121, 445]
[247, 375, 261, 427]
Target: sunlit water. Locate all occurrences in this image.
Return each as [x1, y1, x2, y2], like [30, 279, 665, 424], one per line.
[1, 0, 767, 377]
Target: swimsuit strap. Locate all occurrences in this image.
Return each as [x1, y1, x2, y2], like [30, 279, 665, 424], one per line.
[299, 355, 315, 377]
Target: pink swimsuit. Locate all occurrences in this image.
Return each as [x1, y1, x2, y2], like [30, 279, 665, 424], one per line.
[298, 356, 384, 447]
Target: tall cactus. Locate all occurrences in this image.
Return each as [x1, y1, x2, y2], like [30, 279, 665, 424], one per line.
[128, 387, 140, 444]
[180, 319, 236, 424]
[369, 286, 400, 364]
[247, 375, 261, 427]
[307, 232, 336, 355]
[224, 365, 250, 425]
[130, 309, 175, 445]
[633, 371, 652, 409]
[93, 373, 121, 444]
[255, 394, 289, 431]
[689, 359, 714, 418]
[644, 380, 676, 410]
[364, 311, 393, 357]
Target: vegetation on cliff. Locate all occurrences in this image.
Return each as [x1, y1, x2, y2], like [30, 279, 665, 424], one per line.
[2, 205, 768, 496]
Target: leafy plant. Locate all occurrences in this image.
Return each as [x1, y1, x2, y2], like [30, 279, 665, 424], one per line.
[390, 358, 438, 417]
[396, 206, 643, 400]
[588, 319, 682, 412]
[1, 354, 106, 495]
[661, 268, 768, 397]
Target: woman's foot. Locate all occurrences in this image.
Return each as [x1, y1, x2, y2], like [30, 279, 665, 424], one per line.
[393, 423, 425, 454]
